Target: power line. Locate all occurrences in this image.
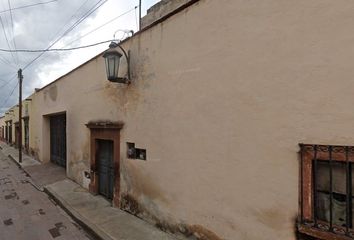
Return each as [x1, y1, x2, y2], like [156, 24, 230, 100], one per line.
[0, 0, 103, 112]
[0, 0, 109, 111]
[55, 0, 107, 43]
[0, 16, 16, 66]
[0, 0, 57, 15]
[0, 79, 18, 110]
[46, 0, 90, 48]
[0, 39, 119, 53]
[0, 74, 16, 89]
[23, 0, 108, 71]
[7, 0, 19, 66]
[65, 6, 137, 47]
[0, 53, 15, 67]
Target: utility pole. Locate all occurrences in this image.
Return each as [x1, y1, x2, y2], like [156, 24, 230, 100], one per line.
[18, 69, 23, 163]
[139, 0, 142, 30]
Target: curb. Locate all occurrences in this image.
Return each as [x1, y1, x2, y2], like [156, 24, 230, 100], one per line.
[8, 154, 22, 169]
[44, 186, 115, 240]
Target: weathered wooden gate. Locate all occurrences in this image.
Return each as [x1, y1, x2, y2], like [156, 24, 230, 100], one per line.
[50, 114, 66, 168]
[97, 139, 114, 200]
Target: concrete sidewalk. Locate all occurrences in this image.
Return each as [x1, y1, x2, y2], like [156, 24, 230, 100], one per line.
[0, 142, 181, 240]
[46, 179, 180, 240]
[0, 142, 40, 167]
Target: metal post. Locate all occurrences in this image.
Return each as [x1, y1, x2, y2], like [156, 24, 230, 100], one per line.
[18, 69, 23, 163]
[139, 0, 142, 30]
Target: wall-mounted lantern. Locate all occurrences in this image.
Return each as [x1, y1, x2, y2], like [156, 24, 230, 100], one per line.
[103, 42, 131, 84]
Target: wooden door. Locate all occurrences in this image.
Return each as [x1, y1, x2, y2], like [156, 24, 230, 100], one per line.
[50, 114, 66, 168]
[97, 139, 114, 200]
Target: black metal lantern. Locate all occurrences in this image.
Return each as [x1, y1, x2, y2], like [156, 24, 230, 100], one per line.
[103, 42, 131, 84]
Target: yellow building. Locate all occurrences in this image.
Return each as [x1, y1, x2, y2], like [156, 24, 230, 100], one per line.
[1, 95, 33, 153]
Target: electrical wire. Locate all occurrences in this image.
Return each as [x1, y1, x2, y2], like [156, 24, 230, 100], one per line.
[50, 0, 106, 47]
[65, 6, 137, 47]
[7, 0, 19, 66]
[0, 16, 16, 66]
[0, 0, 57, 15]
[0, 53, 15, 68]
[46, 0, 90, 48]
[0, 39, 119, 53]
[0, 0, 108, 110]
[0, 74, 16, 89]
[23, 0, 108, 71]
[0, 80, 18, 110]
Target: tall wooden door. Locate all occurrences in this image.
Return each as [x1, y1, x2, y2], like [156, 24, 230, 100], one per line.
[97, 139, 114, 200]
[50, 114, 66, 168]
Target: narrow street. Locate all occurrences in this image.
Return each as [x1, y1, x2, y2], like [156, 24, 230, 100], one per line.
[0, 150, 93, 240]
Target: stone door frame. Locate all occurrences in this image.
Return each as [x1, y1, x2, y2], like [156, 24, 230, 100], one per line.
[86, 122, 123, 207]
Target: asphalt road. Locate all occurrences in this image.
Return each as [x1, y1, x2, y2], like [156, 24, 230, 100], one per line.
[0, 150, 94, 240]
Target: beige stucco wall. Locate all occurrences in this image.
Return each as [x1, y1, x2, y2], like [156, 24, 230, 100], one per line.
[27, 0, 354, 239]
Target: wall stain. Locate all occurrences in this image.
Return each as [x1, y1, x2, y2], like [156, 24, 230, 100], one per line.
[252, 207, 286, 231]
[121, 193, 223, 240]
[101, 47, 156, 114]
[48, 85, 58, 101]
[29, 147, 39, 160]
[102, 83, 141, 114]
[124, 162, 169, 204]
[121, 194, 142, 216]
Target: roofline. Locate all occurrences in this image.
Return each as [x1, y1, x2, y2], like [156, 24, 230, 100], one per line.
[36, 50, 106, 93]
[36, 0, 200, 93]
[140, 0, 200, 32]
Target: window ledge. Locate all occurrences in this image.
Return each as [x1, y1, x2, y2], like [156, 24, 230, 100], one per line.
[298, 224, 353, 240]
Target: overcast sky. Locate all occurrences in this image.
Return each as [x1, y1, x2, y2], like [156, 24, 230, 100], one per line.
[0, 0, 159, 114]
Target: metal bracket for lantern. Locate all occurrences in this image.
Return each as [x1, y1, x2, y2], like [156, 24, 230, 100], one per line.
[103, 41, 131, 84]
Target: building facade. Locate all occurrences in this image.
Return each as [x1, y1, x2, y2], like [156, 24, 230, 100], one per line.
[3, 0, 354, 239]
[1, 96, 33, 151]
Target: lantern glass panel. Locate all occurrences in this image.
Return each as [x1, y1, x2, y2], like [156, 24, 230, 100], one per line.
[105, 57, 110, 78]
[114, 57, 119, 78]
[109, 56, 115, 78]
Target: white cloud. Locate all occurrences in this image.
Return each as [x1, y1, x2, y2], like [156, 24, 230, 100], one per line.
[0, 0, 160, 114]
